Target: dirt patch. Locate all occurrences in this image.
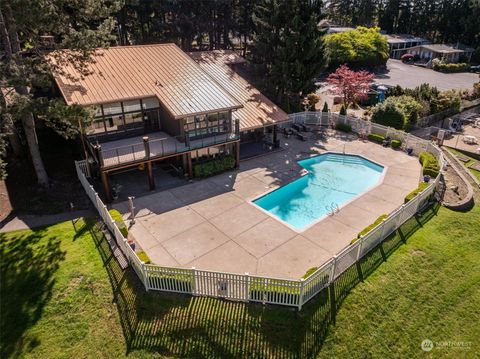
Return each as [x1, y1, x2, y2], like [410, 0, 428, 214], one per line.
[442, 161, 470, 204]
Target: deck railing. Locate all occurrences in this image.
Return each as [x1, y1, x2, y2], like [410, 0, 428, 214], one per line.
[96, 119, 240, 168]
[75, 111, 444, 310]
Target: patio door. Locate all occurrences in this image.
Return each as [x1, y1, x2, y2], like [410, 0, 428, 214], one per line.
[144, 109, 161, 133]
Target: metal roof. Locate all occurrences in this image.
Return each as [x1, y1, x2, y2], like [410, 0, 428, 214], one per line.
[189, 50, 288, 131]
[50, 44, 243, 119]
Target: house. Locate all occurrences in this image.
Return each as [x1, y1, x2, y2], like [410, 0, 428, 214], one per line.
[396, 44, 474, 63]
[385, 34, 429, 59]
[51, 44, 287, 201]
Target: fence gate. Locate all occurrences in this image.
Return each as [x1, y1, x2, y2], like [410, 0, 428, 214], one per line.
[193, 270, 249, 301]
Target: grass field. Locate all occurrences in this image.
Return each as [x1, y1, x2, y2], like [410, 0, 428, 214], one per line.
[1, 202, 479, 358]
[447, 147, 480, 182]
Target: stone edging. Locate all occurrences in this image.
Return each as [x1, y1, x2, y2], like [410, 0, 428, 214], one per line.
[441, 149, 475, 210]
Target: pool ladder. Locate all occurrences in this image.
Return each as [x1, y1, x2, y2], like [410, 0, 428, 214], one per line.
[326, 202, 340, 216]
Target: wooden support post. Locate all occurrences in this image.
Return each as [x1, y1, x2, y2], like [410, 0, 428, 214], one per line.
[143, 136, 150, 158]
[273, 125, 279, 148]
[95, 144, 104, 167]
[186, 152, 193, 178]
[235, 141, 240, 168]
[146, 161, 155, 190]
[100, 170, 112, 203]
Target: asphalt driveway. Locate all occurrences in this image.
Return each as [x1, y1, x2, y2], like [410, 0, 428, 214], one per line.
[374, 59, 478, 91]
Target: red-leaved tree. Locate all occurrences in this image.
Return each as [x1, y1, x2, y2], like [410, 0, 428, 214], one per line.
[326, 64, 374, 108]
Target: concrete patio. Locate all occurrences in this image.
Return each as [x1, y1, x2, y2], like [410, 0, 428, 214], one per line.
[113, 130, 422, 279]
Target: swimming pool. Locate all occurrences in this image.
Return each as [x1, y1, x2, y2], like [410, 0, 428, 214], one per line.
[253, 153, 385, 230]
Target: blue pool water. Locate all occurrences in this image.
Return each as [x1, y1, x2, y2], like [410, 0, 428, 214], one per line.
[253, 153, 384, 230]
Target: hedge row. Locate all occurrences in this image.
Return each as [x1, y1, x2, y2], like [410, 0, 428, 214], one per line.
[193, 155, 236, 177]
[391, 139, 402, 148]
[433, 61, 469, 73]
[419, 151, 440, 177]
[335, 122, 352, 132]
[368, 134, 402, 149]
[109, 209, 128, 237]
[404, 182, 430, 203]
[351, 214, 388, 244]
[368, 133, 385, 143]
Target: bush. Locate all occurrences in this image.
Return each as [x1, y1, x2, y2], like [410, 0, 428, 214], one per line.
[322, 102, 329, 112]
[325, 26, 389, 68]
[432, 59, 469, 73]
[371, 95, 421, 130]
[391, 139, 401, 148]
[335, 122, 352, 132]
[419, 151, 440, 178]
[339, 104, 347, 115]
[108, 209, 128, 237]
[368, 133, 385, 143]
[351, 214, 388, 243]
[404, 182, 430, 203]
[137, 251, 151, 264]
[371, 101, 405, 129]
[193, 155, 236, 177]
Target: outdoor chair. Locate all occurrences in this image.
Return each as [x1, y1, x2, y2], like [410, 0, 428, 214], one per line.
[382, 136, 392, 147]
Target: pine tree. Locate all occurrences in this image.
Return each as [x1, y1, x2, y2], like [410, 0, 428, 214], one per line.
[0, 0, 120, 185]
[251, 0, 327, 111]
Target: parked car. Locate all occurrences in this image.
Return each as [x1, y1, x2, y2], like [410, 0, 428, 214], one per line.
[401, 54, 414, 63]
[469, 65, 480, 73]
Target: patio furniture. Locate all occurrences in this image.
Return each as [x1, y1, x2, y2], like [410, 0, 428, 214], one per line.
[296, 132, 307, 141]
[382, 136, 392, 147]
[283, 127, 293, 138]
[292, 123, 303, 132]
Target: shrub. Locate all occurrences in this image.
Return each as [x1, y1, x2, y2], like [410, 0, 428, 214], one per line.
[302, 267, 318, 279]
[371, 101, 405, 129]
[325, 26, 389, 68]
[108, 209, 128, 237]
[351, 214, 388, 243]
[322, 102, 329, 112]
[404, 182, 430, 203]
[432, 59, 469, 73]
[335, 122, 352, 132]
[193, 155, 236, 178]
[419, 151, 440, 178]
[339, 104, 347, 115]
[137, 251, 151, 264]
[391, 139, 401, 148]
[368, 133, 385, 143]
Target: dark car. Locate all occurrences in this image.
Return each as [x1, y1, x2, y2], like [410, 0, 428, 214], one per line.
[470, 65, 480, 73]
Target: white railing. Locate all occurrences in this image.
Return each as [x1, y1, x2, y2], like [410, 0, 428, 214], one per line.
[74, 111, 444, 310]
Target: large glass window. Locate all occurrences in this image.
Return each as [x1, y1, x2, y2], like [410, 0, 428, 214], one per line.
[87, 118, 106, 134]
[142, 97, 160, 109]
[183, 111, 230, 139]
[123, 99, 142, 113]
[102, 102, 123, 116]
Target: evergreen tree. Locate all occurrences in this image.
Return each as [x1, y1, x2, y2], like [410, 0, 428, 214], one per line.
[0, 0, 120, 185]
[250, 0, 327, 111]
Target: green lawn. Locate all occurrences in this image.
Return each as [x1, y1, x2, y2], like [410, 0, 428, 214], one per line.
[1, 203, 479, 358]
[447, 147, 480, 182]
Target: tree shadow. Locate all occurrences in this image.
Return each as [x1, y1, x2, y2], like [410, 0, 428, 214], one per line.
[89, 202, 440, 358]
[0, 228, 66, 358]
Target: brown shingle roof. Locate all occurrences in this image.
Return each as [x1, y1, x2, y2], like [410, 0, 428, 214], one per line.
[51, 44, 242, 119]
[189, 50, 288, 131]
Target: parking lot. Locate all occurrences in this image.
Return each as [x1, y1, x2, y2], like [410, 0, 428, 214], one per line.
[374, 59, 478, 91]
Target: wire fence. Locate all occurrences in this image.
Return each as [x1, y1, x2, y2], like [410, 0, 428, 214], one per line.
[75, 111, 444, 310]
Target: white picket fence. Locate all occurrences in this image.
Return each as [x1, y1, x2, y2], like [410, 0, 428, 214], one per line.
[75, 111, 443, 310]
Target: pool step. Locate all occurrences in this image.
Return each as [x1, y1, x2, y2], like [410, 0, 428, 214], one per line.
[322, 154, 366, 165]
